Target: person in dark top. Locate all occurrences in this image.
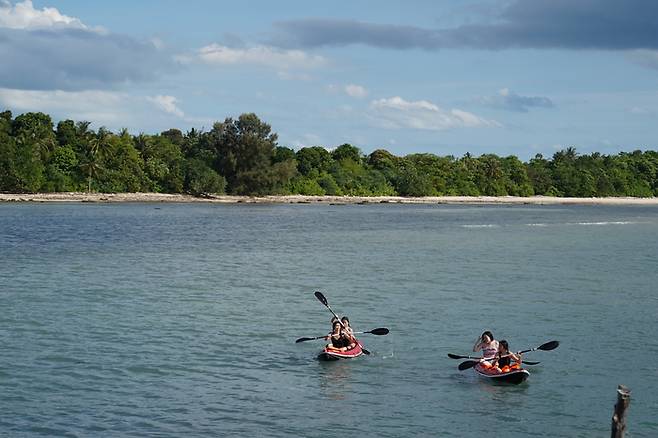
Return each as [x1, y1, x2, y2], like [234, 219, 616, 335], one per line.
[325, 320, 354, 351]
[492, 340, 522, 372]
[326, 321, 346, 350]
[340, 316, 356, 349]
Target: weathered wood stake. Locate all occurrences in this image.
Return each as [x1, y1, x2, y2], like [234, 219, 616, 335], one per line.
[611, 384, 631, 438]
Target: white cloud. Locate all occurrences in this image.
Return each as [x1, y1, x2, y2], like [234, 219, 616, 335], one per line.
[0, 0, 93, 30]
[345, 84, 368, 98]
[369, 96, 498, 130]
[627, 49, 658, 71]
[194, 43, 326, 70]
[327, 83, 368, 98]
[0, 2, 172, 90]
[277, 70, 312, 81]
[0, 88, 188, 130]
[0, 88, 125, 123]
[149, 37, 165, 50]
[147, 95, 184, 118]
[480, 88, 554, 112]
[629, 106, 650, 115]
[291, 133, 324, 149]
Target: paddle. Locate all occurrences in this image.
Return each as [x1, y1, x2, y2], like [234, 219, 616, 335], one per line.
[518, 340, 559, 354]
[314, 291, 371, 355]
[457, 340, 559, 371]
[447, 353, 540, 365]
[296, 327, 389, 343]
[448, 353, 482, 360]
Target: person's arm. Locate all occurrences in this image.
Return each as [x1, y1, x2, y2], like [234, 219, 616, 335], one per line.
[473, 337, 482, 352]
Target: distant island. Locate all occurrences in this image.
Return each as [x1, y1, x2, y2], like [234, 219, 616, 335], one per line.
[1, 110, 657, 199]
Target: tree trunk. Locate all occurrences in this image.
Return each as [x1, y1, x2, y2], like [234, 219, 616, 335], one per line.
[611, 385, 631, 438]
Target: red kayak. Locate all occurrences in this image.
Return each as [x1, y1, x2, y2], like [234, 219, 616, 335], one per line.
[317, 340, 364, 361]
[474, 363, 530, 384]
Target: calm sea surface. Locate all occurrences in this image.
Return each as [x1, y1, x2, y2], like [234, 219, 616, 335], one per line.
[1, 202, 657, 437]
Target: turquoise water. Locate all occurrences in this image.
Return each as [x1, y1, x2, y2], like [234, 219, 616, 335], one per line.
[1, 203, 657, 437]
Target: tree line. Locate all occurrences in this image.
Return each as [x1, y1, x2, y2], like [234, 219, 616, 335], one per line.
[1, 110, 657, 197]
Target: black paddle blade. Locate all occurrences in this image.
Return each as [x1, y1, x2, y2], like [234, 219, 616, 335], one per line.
[295, 337, 315, 343]
[522, 360, 540, 365]
[368, 328, 389, 336]
[458, 360, 479, 371]
[538, 340, 559, 351]
[361, 347, 371, 355]
[314, 291, 328, 306]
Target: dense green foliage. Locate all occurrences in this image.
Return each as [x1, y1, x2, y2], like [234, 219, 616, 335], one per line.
[1, 110, 657, 197]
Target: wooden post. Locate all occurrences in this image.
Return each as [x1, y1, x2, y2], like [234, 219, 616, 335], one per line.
[611, 385, 631, 438]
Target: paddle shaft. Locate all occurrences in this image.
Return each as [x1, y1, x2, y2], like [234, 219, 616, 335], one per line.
[296, 328, 388, 343]
[448, 353, 539, 365]
[452, 340, 557, 359]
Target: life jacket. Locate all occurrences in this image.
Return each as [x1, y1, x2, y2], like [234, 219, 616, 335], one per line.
[500, 363, 521, 373]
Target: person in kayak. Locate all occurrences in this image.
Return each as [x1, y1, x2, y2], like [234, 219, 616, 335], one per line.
[340, 316, 357, 348]
[492, 340, 522, 373]
[473, 331, 499, 367]
[325, 320, 354, 351]
[325, 321, 347, 350]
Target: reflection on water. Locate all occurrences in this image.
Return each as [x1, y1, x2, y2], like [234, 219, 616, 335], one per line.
[476, 377, 530, 400]
[318, 360, 353, 400]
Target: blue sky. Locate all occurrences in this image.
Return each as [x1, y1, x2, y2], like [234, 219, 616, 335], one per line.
[1, 0, 658, 159]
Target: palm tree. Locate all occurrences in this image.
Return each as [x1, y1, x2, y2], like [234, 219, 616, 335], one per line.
[79, 154, 102, 193]
[79, 128, 113, 192]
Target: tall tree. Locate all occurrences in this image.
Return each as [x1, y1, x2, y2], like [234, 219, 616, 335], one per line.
[296, 146, 333, 176]
[211, 113, 294, 195]
[10, 112, 56, 192]
[79, 128, 112, 192]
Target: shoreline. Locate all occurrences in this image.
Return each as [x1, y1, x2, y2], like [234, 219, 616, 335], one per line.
[1, 192, 657, 205]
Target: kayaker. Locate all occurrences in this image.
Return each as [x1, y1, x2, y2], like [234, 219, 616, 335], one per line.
[492, 340, 521, 373]
[326, 321, 347, 350]
[340, 316, 357, 348]
[326, 320, 354, 352]
[473, 331, 499, 367]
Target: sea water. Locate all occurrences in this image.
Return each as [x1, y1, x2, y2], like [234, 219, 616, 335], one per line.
[1, 203, 657, 437]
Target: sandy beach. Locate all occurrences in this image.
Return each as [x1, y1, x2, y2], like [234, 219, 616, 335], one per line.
[1, 192, 657, 205]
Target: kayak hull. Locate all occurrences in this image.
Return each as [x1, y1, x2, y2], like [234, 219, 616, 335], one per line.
[474, 363, 530, 384]
[317, 341, 363, 361]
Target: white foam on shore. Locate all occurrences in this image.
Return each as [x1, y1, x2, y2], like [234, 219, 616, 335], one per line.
[461, 224, 499, 228]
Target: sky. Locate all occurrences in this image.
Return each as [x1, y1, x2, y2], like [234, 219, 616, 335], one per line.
[1, 0, 658, 159]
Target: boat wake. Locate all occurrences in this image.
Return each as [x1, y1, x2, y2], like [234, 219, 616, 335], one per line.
[524, 221, 639, 227]
[571, 221, 636, 226]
